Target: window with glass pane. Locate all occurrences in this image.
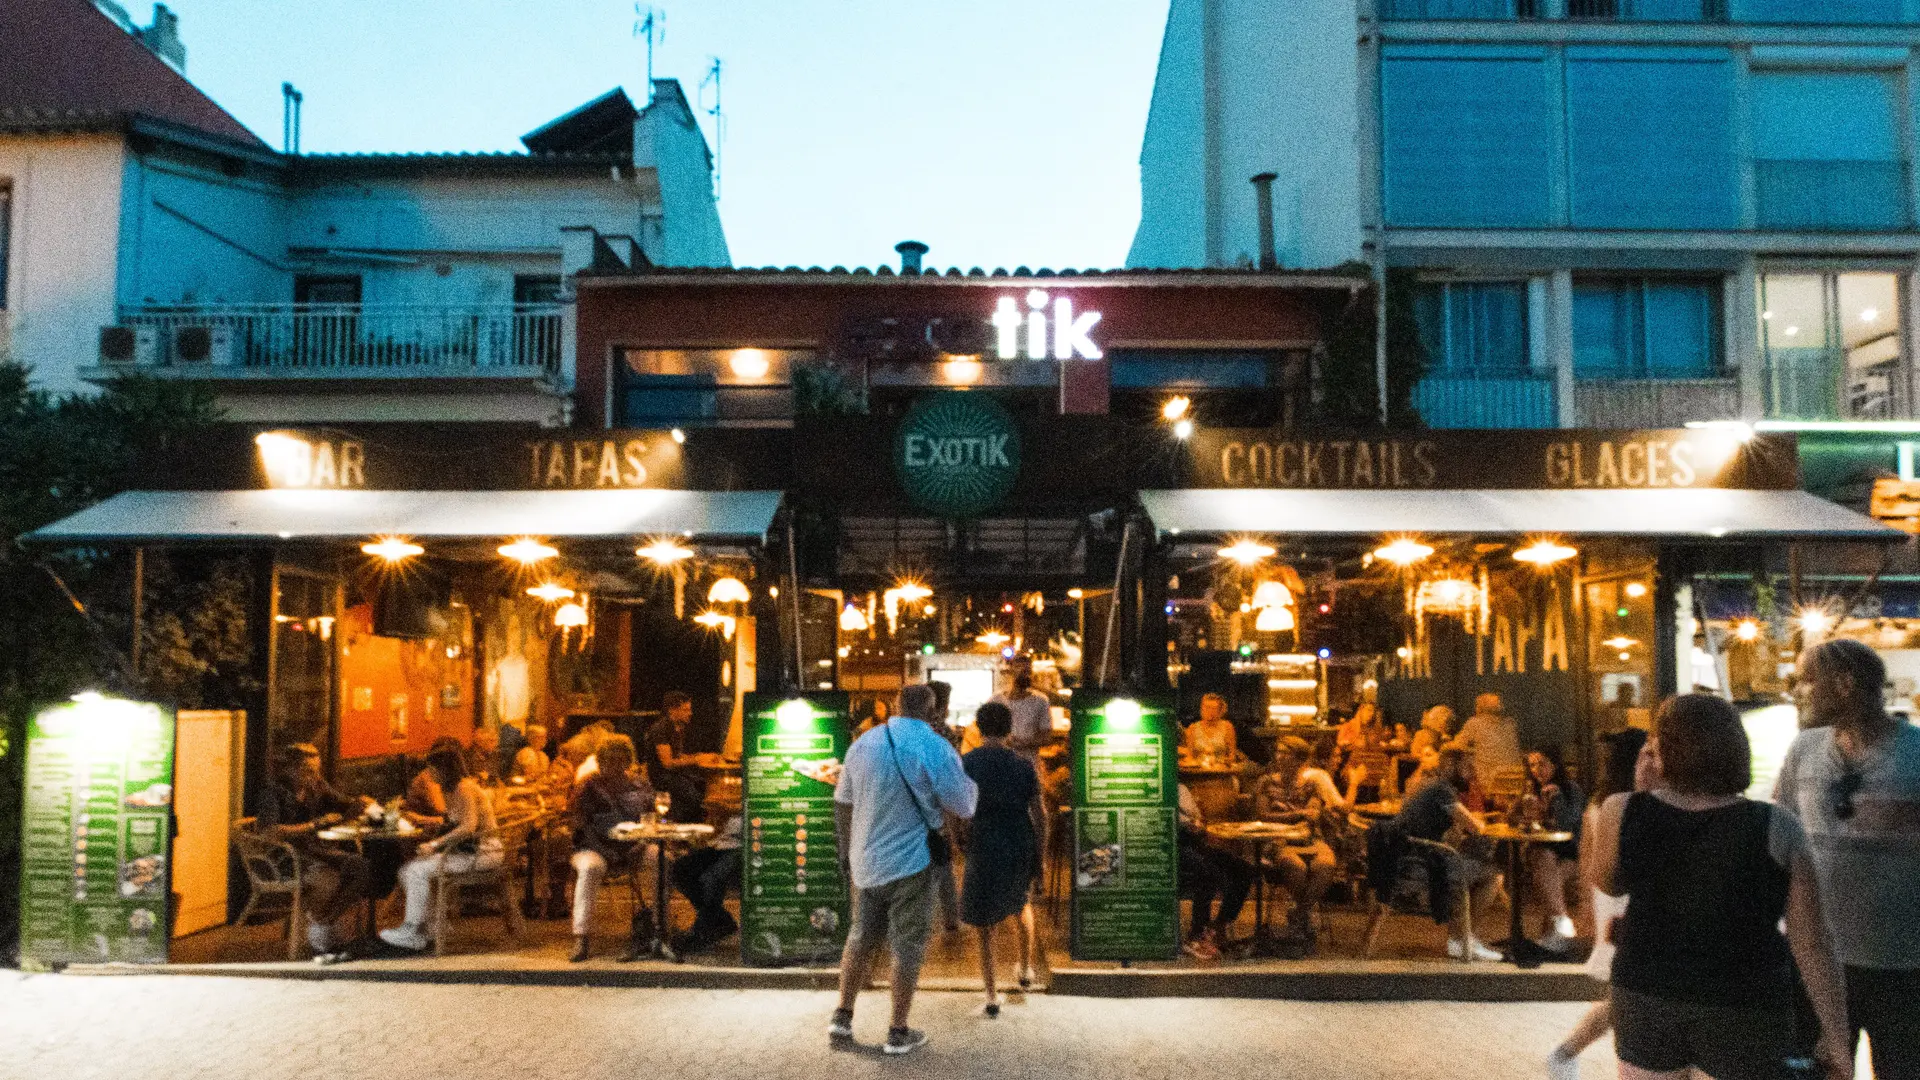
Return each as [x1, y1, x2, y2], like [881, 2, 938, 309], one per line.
[1752, 72, 1908, 230]
[1413, 282, 1530, 373]
[1760, 272, 1906, 420]
[1575, 279, 1721, 379]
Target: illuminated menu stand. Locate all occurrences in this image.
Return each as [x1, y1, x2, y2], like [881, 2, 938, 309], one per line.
[18, 696, 176, 967]
[1067, 692, 1179, 962]
[739, 691, 852, 966]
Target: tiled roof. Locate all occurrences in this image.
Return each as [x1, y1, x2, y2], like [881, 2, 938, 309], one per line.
[0, 0, 266, 147]
[579, 264, 1372, 286]
[295, 150, 630, 169]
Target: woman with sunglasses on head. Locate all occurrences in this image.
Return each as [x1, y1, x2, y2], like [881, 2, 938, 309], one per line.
[1590, 694, 1851, 1080]
[1777, 638, 1920, 1080]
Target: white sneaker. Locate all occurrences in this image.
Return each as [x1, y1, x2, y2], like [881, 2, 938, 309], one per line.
[305, 919, 334, 955]
[1547, 1048, 1579, 1080]
[377, 925, 429, 952]
[1448, 936, 1503, 962]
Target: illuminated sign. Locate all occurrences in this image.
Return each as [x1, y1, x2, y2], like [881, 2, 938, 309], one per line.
[255, 432, 365, 489]
[992, 289, 1102, 361]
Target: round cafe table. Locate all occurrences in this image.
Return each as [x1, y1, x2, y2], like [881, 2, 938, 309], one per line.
[316, 821, 430, 936]
[1479, 823, 1574, 969]
[608, 819, 715, 960]
[1206, 820, 1314, 957]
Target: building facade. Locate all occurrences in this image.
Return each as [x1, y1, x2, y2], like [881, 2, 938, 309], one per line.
[1, 0, 728, 421]
[1128, 0, 1920, 431]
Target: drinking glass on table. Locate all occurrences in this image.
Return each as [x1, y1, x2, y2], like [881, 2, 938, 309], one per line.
[655, 791, 672, 821]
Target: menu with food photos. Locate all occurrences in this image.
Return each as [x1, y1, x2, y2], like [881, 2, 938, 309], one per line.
[740, 692, 851, 966]
[18, 697, 175, 966]
[1069, 693, 1178, 962]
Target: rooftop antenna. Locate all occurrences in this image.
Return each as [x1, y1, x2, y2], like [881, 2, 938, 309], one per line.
[699, 56, 724, 200]
[280, 82, 303, 154]
[633, 5, 665, 104]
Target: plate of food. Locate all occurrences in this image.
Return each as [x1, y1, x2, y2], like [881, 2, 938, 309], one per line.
[790, 758, 842, 786]
[1076, 843, 1122, 888]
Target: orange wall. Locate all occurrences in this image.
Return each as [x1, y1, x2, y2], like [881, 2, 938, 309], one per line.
[337, 603, 476, 759]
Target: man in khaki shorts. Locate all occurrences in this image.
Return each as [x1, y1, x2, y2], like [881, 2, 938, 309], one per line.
[829, 683, 978, 1056]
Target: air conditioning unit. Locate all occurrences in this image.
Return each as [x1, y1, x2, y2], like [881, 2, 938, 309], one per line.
[171, 323, 236, 365]
[98, 324, 161, 365]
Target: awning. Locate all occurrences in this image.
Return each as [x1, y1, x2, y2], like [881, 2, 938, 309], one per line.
[1139, 488, 1900, 540]
[25, 489, 785, 544]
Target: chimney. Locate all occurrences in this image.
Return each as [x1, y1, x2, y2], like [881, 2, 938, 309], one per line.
[1250, 173, 1278, 271]
[895, 240, 929, 275]
[139, 4, 187, 71]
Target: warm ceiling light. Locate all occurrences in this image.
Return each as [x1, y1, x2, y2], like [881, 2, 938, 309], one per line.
[1067, 588, 1085, 599]
[1254, 605, 1295, 632]
[1161, 395, 1192, 421]
[1218, 539, 1277, 565]
[942, 357, 983, 384]
[893, 580, 933, 603]
[670, 428, 687, 444]
[1861, 308, 1880, 323]
[1625, 582, 1649, 598]
[728, 348, 771, 379]
[637, 539, 694, 564]
[707, 576, 750, 604]
[1373, 538, 1434, 567]
[1602, 636, 1639, 650]
[1799, 609, 1835, 634]
[553, 602, 589, 629]
[693, 609, 736, 639]
[976, 630, 1010, 648]
[526, 582, 575, 602]
[1172, 418, 1195, 440]
[1250, 580, 1294, 609]
[497, 537, 557, 565]
[361, 537, 424, 562]
[1514, 539, 1578, 566]
[1735, 619, 1761, 641]
[1416, 578, 1480, 613]
[839, 604, 870, 632]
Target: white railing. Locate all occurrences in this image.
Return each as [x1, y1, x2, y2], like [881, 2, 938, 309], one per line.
[1574, 378, 1743, 428]
[112, 303, 565, 380]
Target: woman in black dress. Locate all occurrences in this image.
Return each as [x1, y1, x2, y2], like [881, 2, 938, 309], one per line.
[960, 701, 1043, 1017]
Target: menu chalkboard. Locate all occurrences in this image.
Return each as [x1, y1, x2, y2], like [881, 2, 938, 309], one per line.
[1069, 692, 1178, 962]
[18, 696, 175, 966]
[739, 692, 851, 966]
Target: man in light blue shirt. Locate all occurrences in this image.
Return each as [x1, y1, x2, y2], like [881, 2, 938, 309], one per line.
[829, 682, 977, 1056]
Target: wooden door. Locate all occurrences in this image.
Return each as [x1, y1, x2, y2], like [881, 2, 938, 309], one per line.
[172, 709, 242, 938]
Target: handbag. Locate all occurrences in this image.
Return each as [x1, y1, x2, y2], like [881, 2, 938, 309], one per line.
[883, 722, 953, 867]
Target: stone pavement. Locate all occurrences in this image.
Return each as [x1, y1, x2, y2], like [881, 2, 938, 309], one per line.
[0, 969, 1618, 1080]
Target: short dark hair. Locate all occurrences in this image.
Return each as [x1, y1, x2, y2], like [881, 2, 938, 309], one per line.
[1653, 693, 1750, 797]
[974, 701, 1013, 739]
[1595, 727, 1648, 803]
[662, 690, 693, 711]
[899, 683, 938, 721]
[596, 734, 637, 774]
[1012, 671, 1032, 692]
[425, 747, 468, 786]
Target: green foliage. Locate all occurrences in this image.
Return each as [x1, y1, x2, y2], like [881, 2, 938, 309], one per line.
[1316, 268, 1430, 429]
[792, 361, 867, 417]
[0, 361, 225, 961]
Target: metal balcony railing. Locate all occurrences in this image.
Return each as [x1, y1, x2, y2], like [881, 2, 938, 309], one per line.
[111, 303, 566, 380]
[1766, 350, 1906, 422]
[1754, 160, 1912, 232]
[1573, 377, 1742, 428]
[1411, 370, 1559, 428]
[1566, 0, 1725, 19]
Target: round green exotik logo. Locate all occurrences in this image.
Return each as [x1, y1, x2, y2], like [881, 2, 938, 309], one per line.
[894, 393, 1022, 518]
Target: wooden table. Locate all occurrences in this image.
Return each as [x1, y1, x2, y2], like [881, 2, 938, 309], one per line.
[1207, 820, 1314, 956]
[316, 822, 430, 935]
[1480, 823, 1574, 969]
[609, 819, 716, 960]
[1178, 763, 1242, 822]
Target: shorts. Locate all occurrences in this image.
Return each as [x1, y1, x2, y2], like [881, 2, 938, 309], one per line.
[845, 867, 936, 970]
[1443, 851, 1500, 892]
[1612, 984, 1804, 1080]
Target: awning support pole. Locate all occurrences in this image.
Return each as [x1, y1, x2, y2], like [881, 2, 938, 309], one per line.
[1100, 518, 1132, 689]
[787, 517, 805, 690]
[131, 546, 145, 681]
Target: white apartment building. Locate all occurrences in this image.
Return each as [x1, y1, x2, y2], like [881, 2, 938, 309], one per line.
[1129, 0, 1920, 429]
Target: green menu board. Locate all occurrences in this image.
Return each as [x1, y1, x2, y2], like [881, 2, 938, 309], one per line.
[740, 692, 851, 966]
[18, 695, 176, 966]
[1069, 692, 1178, 962]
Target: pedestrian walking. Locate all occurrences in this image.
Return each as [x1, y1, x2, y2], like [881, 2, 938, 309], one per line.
[1777, 638, 1920, 1080]
[828, 683, 978, 1055]
[1590, 694, 1852, 1080]
[959, 701, 1043, 1017]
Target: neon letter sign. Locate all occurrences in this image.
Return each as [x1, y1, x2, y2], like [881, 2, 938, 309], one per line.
[991, 290, 1102, 361]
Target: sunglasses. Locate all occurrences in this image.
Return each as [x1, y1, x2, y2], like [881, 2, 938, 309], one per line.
[1832, 769, 1864, 822]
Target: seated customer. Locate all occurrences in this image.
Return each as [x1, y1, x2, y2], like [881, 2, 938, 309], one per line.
[568, 735, 655, 962]
[510, 723, 550, 783]
[403, 736, 465, 828]
[1177, 781, 1255, 961]
[257, 742, 375, 954]
[379, 746, 502, 952]
[1523, 747, 1584, 951]
[1181, 693, 1240, 765]
[466, 727, 502, 786]
[1253, 736, 1361, 951]
[1390, 748, 1502, 961]
[671, 812, 743, 954]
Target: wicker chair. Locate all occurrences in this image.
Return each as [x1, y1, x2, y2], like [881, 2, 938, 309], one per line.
[427, 814, 533, 957]
[231, 817, 305, 961]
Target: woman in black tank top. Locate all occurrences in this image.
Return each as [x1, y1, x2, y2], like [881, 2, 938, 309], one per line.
[1590, 695, 1852, 1080]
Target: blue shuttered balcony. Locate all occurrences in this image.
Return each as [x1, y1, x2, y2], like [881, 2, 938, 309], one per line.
[1754, 161, 1912, 232]
[1411, 371, 1559, 428]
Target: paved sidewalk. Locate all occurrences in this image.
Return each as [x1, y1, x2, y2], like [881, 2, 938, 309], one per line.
[1, 970, 1615, 1080]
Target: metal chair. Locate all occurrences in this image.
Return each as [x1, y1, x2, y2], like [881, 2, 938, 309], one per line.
[427, 815, 532, 957]
[231, 817, 305, 961]
[1358, 829, 1478, 963]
